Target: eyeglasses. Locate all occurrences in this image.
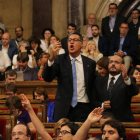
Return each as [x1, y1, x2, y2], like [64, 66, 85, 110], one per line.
[109, 60, 121, 64]
[5, 93, 14, 96]
[58, 130, 71, 136]
[120, 27, 128, 29]
[11, 131, 27, 137]
[109, 8, 117, 10]
[21, 44, 28, 47]
[68, 38, 81, 42]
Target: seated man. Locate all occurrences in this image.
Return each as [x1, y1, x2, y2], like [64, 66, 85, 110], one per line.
[11, 123, 32, 140]
[15, 52, 38, 81]
[0, 83, 17, 100]
[5, 69, 17, 83]
[109, 22, 137, 70]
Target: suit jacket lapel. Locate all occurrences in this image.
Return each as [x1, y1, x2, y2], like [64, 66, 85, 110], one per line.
[110, 75, 123, 100]
[113, 15, 119, 32]
[103, 76, 109, 100]
[65, 54, 73, 84]
[106, 16, 111, 33]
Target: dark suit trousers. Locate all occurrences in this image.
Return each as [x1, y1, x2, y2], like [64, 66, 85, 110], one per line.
[66, 102, 91, 122]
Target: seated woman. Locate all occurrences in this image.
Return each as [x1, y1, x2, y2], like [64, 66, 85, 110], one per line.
[6, 96, 36, 132]
[12, 40, 37, 69]
[84, 40, 103, 62]
[53, 118, 70, 140]
[48, 35, 65, 55]
[40, 28, 55, 52]
[28, 36, 43, 61]
[33, 87, 55, 122]
[129, 67, 140, 82]
[96, 57, 109, 77]
[81, 35, 89, 56]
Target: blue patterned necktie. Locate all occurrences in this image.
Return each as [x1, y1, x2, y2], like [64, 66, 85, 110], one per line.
[108, 77, 115, 98]
[71, 58, 77, 107]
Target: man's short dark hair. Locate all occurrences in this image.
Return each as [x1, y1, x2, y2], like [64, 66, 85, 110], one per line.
[4, 83, 17, 94]
[17, 52, 29, 62]
[42, 28, 55, 38]
[15, 26, 24, 32]
[101, 119, 127, 140]
[67, 23, 76, 30]
[120, 22, 129, 27]
[5, 69, 17, 78]
[61, 122, 80, 135]
[109, 3, 118, 9]
[101, 112, 115, 120]
[132, 9, 140, 14]
[91, 24, 100, 30]
[68, 32, 83, 42]
[0, 28, 4, 34]
[14, 123, 31, 139]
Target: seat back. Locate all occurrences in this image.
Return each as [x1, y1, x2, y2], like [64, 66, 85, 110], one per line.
[0, 119, 6, 139]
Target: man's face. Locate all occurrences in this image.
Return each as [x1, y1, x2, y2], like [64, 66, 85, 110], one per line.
[5, 91, 16, 99]
[91, 26, 100, 37]
[131, 10, 139, 19]
[108, 55, 122, 76]
[88, 14, 96, 25]
[11, 124, 30, 140]
[0, 30, 3, 40]
[58, 125, 73, 140]
[2, 33, 11, 46]
[102, 125, 123, 140]
[119, 23, 129, 36]
[15, 27, 23, 38]
[99, 118, 112, 127]
[109, 5, 118, 17]
[67, 26, 76, 34]
[18, 60, 28, 71]
[6, 75, 17, 83]
[68, 34, 82, 57]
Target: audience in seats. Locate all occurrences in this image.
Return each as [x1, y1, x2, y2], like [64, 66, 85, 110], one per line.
[0, 28, 4, 45]
[109, 22, 137, 70]
[61, 23, 76, 53]
[40, 28, 55, 53]
[33, 87, 55, 122]
[44, 32, 96, 122]
[53, 118, 70, 139]
[0, 83, 17, 100]
[37, 52, 50, 79]
[101, 3, 126, 43]
[6, 96, 36, 133]
[48, 35, 65, 55]
[14, 52, 38, 81]
[84, 40, 103, 62]
[93, 55, 139, 122]
[11, 123, 32, 140]
[5, 69, 17, 83]
[12, 40, 37, 69]
[28, 35, 43, 61]
[96, 57, 109, 77]
[129, 67, 140, 82]
[80, 13, 96, 38]
[90, 25, 109, 56]
[81, 35, 89, 56]
[0, 33, 18, 61]
[10, 26, 25, 48]
[128, 9, 140, 48]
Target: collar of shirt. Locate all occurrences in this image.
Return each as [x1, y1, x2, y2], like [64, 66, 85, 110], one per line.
[2, 45, 9, 50]
[17, 66, 30, 73]
[110, 14, 117, 19]
[69, 54, 82, 64]
[109, 73, 121, 81]
[93, 36, 99, 43]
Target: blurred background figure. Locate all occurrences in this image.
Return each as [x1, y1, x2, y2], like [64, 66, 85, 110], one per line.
[129, 67, 140, 82]
[81, 35, 89, 56]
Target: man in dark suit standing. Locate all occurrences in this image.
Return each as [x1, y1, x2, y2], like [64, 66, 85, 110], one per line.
[101, 3, 126, 43]
[44, 33, 96, 122]
[109, 22, 137, 70]
[93, 55, 139, 122]
[89, 25, 109, 56]
[0, 33, 18, 61]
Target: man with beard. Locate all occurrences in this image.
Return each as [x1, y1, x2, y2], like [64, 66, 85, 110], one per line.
[92, 55, 139, 122]
[10, 26, 25, 48]
[0, 28, 4, 45]
[80, 13, 96, 38]
[61, 23, 76, 53]
[15, 52, 38, 81]
[89, 25, 109, 56]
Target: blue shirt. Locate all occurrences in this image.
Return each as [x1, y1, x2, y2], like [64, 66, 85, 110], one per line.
[109, 14, 117, 32]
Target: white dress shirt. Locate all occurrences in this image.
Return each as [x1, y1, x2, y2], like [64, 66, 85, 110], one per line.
[2, 45, 9, 54]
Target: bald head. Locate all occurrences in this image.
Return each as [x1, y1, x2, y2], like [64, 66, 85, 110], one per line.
[2, 33, 11, 47]
[88, 13, 96, 25]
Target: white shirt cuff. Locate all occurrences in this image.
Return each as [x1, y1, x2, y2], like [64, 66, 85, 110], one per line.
[101, 103, 105, 110]
[124, 77, 131, 85]
[48, 60, 54, 67]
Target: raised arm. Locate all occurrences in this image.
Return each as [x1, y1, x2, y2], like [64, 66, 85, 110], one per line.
[20, 94, 53, 140]
[73, 107, 103, 140]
